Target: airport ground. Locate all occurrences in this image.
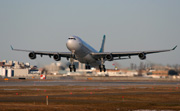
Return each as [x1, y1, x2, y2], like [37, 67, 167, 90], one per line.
[0, 78, 180, 111]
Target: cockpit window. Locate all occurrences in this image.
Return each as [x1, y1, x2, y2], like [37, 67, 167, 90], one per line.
[68, 38, 76, 40]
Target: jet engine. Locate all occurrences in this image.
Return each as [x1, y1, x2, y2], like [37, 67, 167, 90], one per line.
[106, 54, 113, 61]
[29, 52, 36, 59]
[53, 54, 61, 61]
[138, 52, 146, 60]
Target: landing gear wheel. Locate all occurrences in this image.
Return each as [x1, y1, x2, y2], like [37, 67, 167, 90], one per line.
[69, 65, 76, 72]
[104, 68, 106, 72]
[100, 68, 102, 72]
[70, 68, 72, 72]
[99, 65, 106, 72]
[99, 65, 101, 72]
[74, 68, 76, 72]
[73, 65, 76, 72]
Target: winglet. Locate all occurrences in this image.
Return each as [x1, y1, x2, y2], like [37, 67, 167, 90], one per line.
[172, 45, 177, 50]
[10, 45, 14, 50]
[99, 35, 106, 52]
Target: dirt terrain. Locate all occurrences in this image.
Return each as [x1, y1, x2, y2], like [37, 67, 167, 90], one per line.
[0, 80, 180, 111]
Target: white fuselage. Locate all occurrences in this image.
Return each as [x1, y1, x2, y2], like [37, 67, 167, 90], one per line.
[66, 36, 101, 68]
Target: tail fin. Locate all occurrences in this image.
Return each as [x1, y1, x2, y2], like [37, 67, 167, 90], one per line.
[99, 35, 106, 52]
[10, 45, 14, 50]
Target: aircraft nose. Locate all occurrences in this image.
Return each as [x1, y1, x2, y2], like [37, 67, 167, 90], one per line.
[66, 40, 73, 50]
[66, 39, 81, 51]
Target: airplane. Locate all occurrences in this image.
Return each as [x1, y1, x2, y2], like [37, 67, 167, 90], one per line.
[11, 35, 177, 72]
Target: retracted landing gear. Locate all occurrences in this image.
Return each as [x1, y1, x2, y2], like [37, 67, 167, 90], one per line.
[99, 57, 106, 72]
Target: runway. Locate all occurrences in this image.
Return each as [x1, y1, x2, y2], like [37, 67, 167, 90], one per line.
[1, 79, 180, 110]
[0, 80, 179, 86]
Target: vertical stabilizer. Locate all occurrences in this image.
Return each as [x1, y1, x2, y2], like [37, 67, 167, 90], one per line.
[99, 35, 106, 52]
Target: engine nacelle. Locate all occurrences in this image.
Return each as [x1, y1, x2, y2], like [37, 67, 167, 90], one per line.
[138, 52, 146, 60]
[29, 52, 36, 60]
[53, 54, 61, 61]
[106, 54, 113, 61]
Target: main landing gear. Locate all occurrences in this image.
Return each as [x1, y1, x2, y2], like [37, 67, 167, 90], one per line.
[99, 57, 106, 72]
[99, 65, 106, 72]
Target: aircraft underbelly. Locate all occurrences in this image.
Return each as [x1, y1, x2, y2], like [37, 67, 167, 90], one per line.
[76, 54, 96, 63]
[74, 41, 100, 68]
[75, 52, 100, 67]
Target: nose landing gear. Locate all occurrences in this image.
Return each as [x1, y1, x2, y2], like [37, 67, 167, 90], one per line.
[69, 51, 76, 72]
[69, 64, 76, 72]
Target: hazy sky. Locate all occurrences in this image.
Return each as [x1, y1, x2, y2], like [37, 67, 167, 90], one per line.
[0, 0, 179, 68]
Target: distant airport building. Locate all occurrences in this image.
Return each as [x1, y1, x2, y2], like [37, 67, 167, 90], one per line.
[95, 69, 138, 77]
[0, 60, 39, 78]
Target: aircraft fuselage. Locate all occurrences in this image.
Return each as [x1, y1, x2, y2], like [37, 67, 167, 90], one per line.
[66, 36, 100, 68]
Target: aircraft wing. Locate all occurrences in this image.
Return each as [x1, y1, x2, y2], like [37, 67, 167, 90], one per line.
[91, 46, 177, 60]
[10, 45, 72, 58]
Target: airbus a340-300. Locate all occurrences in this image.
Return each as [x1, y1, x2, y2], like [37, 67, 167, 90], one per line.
[11, 35, 177, 72]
